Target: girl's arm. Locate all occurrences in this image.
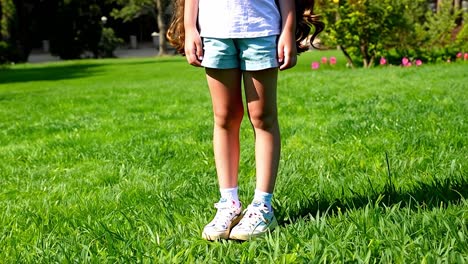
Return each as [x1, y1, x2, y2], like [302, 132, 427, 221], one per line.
[184, 0, 203, 67]
[277, 0, 297, 70]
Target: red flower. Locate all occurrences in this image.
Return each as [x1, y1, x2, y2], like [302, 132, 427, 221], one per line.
[330, 57, 337, 65]
[456, 52, 462, 58]
[311, 62, 320, 70]
[415, 59, 422, 66]
[321, 57, 328, 64]
[464, 53, 468, 60]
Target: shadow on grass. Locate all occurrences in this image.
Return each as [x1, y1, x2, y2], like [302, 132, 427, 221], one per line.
[104, 58, 181, 66]
[0, 63, 104, 84]
[0, 58, 185, 85]
[277, 173, 468, 226]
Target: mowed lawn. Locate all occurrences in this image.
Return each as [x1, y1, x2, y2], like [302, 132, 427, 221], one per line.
[0, 51, 467, 262]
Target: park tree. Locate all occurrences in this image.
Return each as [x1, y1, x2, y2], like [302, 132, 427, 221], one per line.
[49, 0, 104, 59]
[415, 0, 464, 49]
[1, 0, 115, 61]
[317, 0, 466, 67]
[47, 0, 122, 60]
[1, 0, 36, 63]
[110, 0, 171, 55]
[0, 0, 16, 63]
[317, 0, 427, 67]
[407, 0, 466, 63]
[0, 0, 14, 41]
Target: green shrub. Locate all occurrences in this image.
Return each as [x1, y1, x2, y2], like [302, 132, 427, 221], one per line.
[453, 15, 468, 52]
[399, 0, 463, 62]
[317, 0, 426, 68]
[379, 0, 464, 64]
[317, 0, 464, 67]
[97, 27, 123, 58]
[0, 41, 10, 63]
[0, 40, 22, 64]
[49, 1, 103, 60]
[414, 0, 460, 49]
[1, 0, 25, 63]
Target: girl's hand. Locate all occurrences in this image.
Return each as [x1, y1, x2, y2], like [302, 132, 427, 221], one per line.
[277, 31, 297, 70]
[185, 29, 204, 67]
[277, 0, 296, 71]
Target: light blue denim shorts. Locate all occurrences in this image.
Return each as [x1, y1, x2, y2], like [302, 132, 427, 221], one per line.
[201, 36, 279, 71]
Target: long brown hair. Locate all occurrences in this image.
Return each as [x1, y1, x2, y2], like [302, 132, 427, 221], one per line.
[295, 0, 325, 53]
[166, 0, 324, 55]
[166, 0, 185, 54]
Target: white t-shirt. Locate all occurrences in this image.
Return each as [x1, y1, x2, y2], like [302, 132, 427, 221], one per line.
[198, 0, 281, 38]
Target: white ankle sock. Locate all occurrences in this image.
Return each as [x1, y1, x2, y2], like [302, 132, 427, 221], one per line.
[220, 187, 240, 207]
[253, 189, 273, 210]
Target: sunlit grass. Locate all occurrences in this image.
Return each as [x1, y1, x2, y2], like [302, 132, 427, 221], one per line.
[0, 52, 467, 262]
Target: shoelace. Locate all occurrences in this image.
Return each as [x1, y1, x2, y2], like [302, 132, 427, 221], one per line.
[211, 202, 237, 228]
[239, 204, 269, 228]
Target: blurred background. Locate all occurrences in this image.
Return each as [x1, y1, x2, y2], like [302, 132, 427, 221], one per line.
[0, 0, 467, 66]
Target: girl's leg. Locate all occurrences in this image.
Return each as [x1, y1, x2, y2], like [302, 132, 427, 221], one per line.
[228, 67, 279, 241]
[242, 68, 280, 193]
[202, 68, 244, 241]
[205, 68, 244, 189]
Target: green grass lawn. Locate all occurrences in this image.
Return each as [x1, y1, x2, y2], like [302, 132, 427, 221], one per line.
[0, 51, 467, 262]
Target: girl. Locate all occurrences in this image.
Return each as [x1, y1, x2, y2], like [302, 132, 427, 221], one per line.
[167, 0, 323, 241]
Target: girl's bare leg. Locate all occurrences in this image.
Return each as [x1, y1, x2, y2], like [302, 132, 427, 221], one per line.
[205, 68, 244, 188]
[243, 68, 280, 193]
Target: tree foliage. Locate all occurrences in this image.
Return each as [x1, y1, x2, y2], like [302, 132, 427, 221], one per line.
[0, 0, 124, 62]
[98, 27, 124, 58]
[0, 0, 15, 63]
[0, 0, 15, 40]
[412, 0, 464, 58]
[110, 0, 155, 22]
[454, 14, 468, 52]
[384, 0, 465, 64]
[49, 0, 103, 59]
[317, 0, 427, 67]
[1, 0, 36, 63]
[417, 0, 459, 47]
[316, 0, 466, 67]
[110, 0, 170, 55]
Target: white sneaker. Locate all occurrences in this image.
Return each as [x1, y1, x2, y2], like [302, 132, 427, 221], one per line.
[229, 201, 277, 241]
[202, 198, 242, 241]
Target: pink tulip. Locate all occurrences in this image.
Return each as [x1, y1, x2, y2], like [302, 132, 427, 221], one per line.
[321, 57, 328, 64]
[380, 57, 387, 65]
[406, 62, 412, 67]
[402, 57, 409, 66]
[415, 59, 422, 66]
[464, 53, 468, 60]
[311, 62, 320, 70]
[330, 56, 337, 65]
[456, 52, 462, 59]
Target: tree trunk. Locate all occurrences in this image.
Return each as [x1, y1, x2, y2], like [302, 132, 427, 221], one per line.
[454, 0, 463, 25]
[155, 0, 168, 55]
[360, 41, 370, 68]
[368, 55, 375, 68]
[339, 45, 354, 68]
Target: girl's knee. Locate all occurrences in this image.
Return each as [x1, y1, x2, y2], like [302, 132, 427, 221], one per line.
[248, 111, 278, 131]
[213, 107, 244, 129]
